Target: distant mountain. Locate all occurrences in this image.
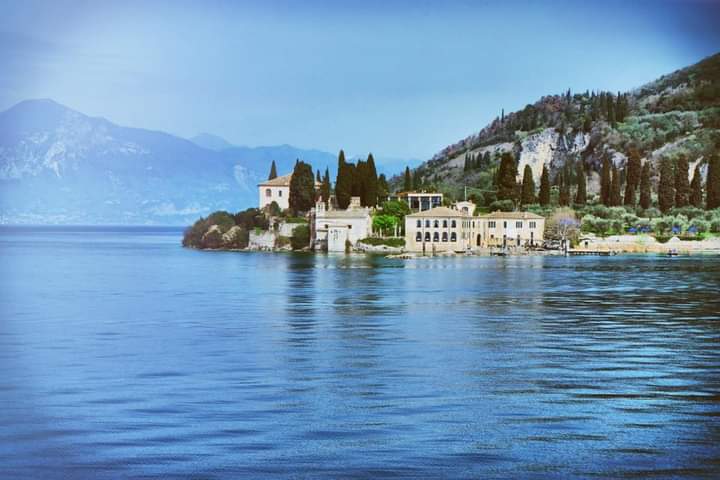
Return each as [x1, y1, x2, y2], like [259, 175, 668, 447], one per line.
[0, 100, 341, 224]
[400, 52, 720, 203]
[189, 132, 235, 151]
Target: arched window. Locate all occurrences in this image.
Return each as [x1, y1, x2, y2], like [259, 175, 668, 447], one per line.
[265, 188, 272, 197]
[416, 232, 422, 241]
[416, 220, 421, 228]
[450, 232, 457, 242]
[424, 232, 431, 242]
[451, 220, 456, 228]
[434, 220, 439, 228]
[442, 232, 448, 242]
[442, 220, 448, 228]
[425, 220, 431, 228]
[433, 232, 439, 242]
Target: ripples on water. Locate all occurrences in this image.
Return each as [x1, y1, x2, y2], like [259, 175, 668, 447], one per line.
[1, 226, 719, 479]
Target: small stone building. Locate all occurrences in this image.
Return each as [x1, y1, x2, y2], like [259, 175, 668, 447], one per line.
[313, 197, 372, 252]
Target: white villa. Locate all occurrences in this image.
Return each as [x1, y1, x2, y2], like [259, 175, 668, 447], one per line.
[313, 197, 372, 252]
[397, 191, 444, 212]
[404, 202, 545, 253]
[258, 173, 321, 211]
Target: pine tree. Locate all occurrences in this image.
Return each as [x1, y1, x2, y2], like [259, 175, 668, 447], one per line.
[610, 165, 622, 206]
[268, 160, 278, 180]
[289, 160, 316, 215]
[403, 166, 412, 192]
[520, 165, 535, 205]
[601, 157, 612, 206]
[575, 162, 587, 206]
[708, 153, 720, 210]
[690, 164, 703, 208]
[539, 164, 551, 206]
[658, 157, 675, 213]
[624, 149, 642, 205]
[321, 168, 331, 207]
[639, 162, 652, 210]
[335, 150, 352, 209]
[496, 152, 518, 202]
[674, 154, 690, 208]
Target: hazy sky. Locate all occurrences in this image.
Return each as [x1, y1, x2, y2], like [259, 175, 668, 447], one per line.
[1, 0, 719, 159]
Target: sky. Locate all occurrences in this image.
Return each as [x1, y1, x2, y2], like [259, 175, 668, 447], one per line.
[1, 0, 719, 160]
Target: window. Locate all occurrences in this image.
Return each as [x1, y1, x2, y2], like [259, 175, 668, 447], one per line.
[442, 232, 448, 242]
[489, 221, 496, 228]
[530, 221, 536, 229]
[443, 220, 448, 228]
[265, 188, 272, 197]
[503, 221, 507, 228]
[434, 220, 439, 228]
[450, 232, 457, 242]
[451, 220, 456, 228]
[416, 220, 421, 228]
[516, 221, 523, 228]
[416, 232, 422, 241]
[433, 232, 439, 242]
[425, 232, 431, 242]
[278, 190, 283, 197]
[425, 220, 431, 228]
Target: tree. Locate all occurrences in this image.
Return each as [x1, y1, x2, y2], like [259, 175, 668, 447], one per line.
[639, 162, 652, 210]
[316, 169, 322, 183]
[412, 169, 422, 190]
[496, 152, 518, 202]
[363, 153, 378, 207]
[690, 164, 703, 208]
[539, 164, 551, 206]
[558, 172, 570, 206]
[658, 157, 675, 213]
[290, 224, 310, 250]
[708, 153, 720, 210]
[377, 174, 389, 201]
[289, 160, 316, 215]
[609, 165, 622, 206]
[268, 160, 278, 180]
[601, 157, 612, 206]
[520, 165, 535, 205]
[624, 149, 641, 205]
[321, 168, 331, 207]
[372, 214, 398, 237]
[674, 154, 690, 208]
[575, 162, 587, 206]
[335, 150, 352, 209]
[403, 166, 412, 191]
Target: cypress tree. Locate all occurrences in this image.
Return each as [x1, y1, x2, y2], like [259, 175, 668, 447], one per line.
[539, 164, 551, 206]
[464, 154, 470, 172]
[610, 165, 622, 206]
[268, 160, 278, 180]
[559, 172, 570, 206]
[350, 161, 362, 198]
[674, 154, 690, 208]
[658, 157, 675, 213]
[496, 152, 518, 202]
[708, 153, 720, 210]
[335, 150, 352, 209]
[690, 164, 703, 208]
[364, 153, 378, 207]
[624, 149, 641, 205]
[601, 157, 612, 206]
[639, 162, 652, 210]
[289, 160, 316, 215]
[575, 162, 587, 206]
[520, 165, 535, 205]
[321, 168, 331, 207]
[412, 169, 421, 190]
[403, 166, 412, 192]
[316, 169, 321, 183]
[377, 174, 389, 201]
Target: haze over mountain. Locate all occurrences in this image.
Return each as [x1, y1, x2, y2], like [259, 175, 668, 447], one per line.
[0, 99, 414, 224]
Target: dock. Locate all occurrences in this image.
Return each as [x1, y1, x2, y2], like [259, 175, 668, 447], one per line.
[568, 250, 614, 256]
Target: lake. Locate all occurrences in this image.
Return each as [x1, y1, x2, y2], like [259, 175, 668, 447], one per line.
[1, 226, 719, 479]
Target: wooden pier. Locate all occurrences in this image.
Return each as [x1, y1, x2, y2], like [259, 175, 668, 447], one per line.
[568, 250, 613, 256]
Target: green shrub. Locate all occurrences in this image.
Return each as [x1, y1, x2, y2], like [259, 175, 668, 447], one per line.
[206, 211, 235, 233]
[359, 237, 405, 247]
[290, 224, 310, 250]
[489, 200, 515, 212]
[286, 216, 308, 224]
[275, 235, 291, 248]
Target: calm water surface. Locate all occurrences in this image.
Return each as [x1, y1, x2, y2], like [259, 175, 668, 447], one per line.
[1, 226, 719, 479]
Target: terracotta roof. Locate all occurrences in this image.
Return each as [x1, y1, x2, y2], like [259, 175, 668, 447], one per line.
[258, 173, 322, 187]
[406, 206, 468, 218]
[481, 211, 545, 220]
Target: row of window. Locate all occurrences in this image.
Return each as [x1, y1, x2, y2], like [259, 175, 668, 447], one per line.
[487, 220, 537, 229]
[416, 232, 457, 242]
[265, 188, 282, 197]
[416, 219, 459, 228]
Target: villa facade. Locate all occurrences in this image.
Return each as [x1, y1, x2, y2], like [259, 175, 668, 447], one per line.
[258, 173, 321, 211]
[404, 204, 545, 253]
[396, 191, 444, 212]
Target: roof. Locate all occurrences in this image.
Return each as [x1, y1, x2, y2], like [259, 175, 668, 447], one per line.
[406, 206, 468, 218]
[481, 211, 545, 220]
[397, 191, 443, 197]
[258, 173, 322, 187]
